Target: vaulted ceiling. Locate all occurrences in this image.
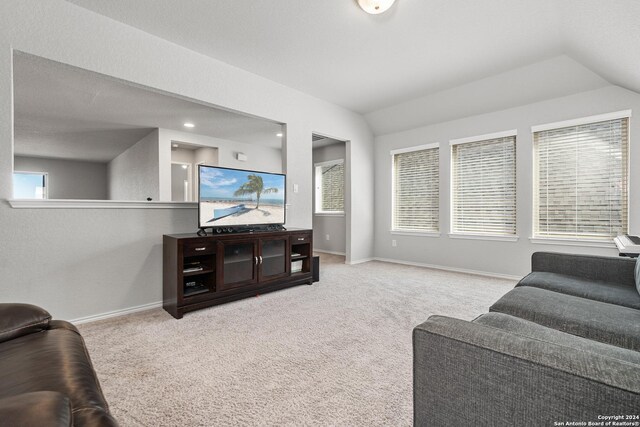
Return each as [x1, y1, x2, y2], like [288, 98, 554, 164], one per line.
[64, 0, 640, 119]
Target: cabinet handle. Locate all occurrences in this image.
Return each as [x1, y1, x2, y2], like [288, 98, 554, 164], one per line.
[194, 247, 207, 251]
[254, 256, 259, 265]
[297, 238, 305, 241]
[259, 256, 263, 264]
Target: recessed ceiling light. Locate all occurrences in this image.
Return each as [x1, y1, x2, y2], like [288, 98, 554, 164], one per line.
[277, 133, 283, 137]
[172, 143, 179, 148]
[181, 164, 188, 169]
[184, 122, 195, 128]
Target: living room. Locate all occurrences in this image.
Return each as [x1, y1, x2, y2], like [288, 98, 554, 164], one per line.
[1, 1, 639, 426]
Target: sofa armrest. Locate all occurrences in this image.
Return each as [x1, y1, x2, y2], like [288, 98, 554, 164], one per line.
[413, 316, 640, 426]
[531, 251, 636, 287]
[0, 303, 51, 344]
[0, 391, 72, 427]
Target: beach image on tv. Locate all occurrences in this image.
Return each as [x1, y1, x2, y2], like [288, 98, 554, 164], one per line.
[199, 167, 285, 227]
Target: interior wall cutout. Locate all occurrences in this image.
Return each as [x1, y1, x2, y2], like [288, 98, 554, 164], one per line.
[12, 51, 285, 202]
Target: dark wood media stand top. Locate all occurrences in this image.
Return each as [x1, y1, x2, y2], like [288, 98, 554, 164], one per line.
[163, 228, 313, 319]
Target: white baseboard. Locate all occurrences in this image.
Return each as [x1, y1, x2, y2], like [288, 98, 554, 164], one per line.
[372, 257, 521, 281]
[313, 249, 346, 256]
[71, 301, 163, 325]
[347, 257, 375, 265]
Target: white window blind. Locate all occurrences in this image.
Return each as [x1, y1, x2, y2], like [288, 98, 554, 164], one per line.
[534, 117, 628, 240]
[392, 146, 439, 232]
[315, 160, 344, 213]
[451, 135, 516, 236]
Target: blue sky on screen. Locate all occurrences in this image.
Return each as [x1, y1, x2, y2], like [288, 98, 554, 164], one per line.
[13, 173, 45, 199]
[200, 167, 285, 200]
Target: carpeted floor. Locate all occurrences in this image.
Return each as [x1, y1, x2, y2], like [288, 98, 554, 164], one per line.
[79, 254, 515, 426]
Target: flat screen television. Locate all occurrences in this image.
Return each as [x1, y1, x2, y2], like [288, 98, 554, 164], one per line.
[198, 165, 286, 229]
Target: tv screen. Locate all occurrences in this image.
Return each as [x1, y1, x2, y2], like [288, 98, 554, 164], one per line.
[198, 165, 286, 229]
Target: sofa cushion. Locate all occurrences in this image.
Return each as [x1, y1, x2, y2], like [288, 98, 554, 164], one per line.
[517, 271, 640, 310]
[635, 257, 640, 296]
[0, 323, 113, 423]
[489, 287, 640, 351]
[0, 303, 51, 344]
[474, 312, 640, 366]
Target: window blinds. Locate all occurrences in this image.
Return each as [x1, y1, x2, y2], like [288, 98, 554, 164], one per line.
[451, 135, 516, 236]
[320, 161, 344, 212]
[534, 117, 628, 240]
[392, 147, 439, 232]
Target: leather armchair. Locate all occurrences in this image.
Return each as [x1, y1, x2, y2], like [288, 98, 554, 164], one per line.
[0, 303, 118, 426]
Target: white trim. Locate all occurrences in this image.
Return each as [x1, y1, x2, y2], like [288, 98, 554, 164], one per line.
[449, 129, 517, 146]
[448, 233, 519, 242]
[373, 257, 521, 281]
[531, 110, 632, 133]
[8, 199, 198, 209]
[314, 212, 345, 217]
[171, 161, 193, 202]
[313, 249, 346, 256]
[390, 142, 439, 156]
[70, 301, 162, 325]
[347, 257, 374, 265]
[390, 230, 440, 237]
[529, 237, 616, 249]
[314, 159, 344, 168]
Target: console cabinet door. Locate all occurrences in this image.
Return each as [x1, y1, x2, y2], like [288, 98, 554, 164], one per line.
[218, 239, 258, 290]
[258, 236, 290, 282]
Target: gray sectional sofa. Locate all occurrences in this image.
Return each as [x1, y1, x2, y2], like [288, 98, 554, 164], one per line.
[413, 252, 640, 426]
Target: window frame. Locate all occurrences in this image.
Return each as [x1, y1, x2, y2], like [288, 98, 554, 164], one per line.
[390, 142, 441, 236]
[314, 159, 345, 216]
[13, 170, 49, 200]
[530, 110, 631, 245]
[448, 129, 518, 241]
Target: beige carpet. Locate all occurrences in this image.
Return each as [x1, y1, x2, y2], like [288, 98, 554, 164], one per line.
[79, 254, 515, 426]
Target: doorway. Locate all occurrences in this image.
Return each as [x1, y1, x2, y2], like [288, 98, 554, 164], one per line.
[312, 133, 348, 258]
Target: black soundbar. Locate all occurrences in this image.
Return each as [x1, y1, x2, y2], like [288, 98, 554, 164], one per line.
[197, 225, 286, 236]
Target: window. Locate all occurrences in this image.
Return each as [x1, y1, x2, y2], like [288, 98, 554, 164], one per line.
[315, 160, 344, 214]
[533, 112, 629, 241]
[451, 132, 516, 237]
[391, 144, 439, 233]
[13, 172, 47, 199]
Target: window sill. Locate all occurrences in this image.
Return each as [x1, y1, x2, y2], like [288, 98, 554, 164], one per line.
[390, 230, 440, 237]
[448, 233, 519, 242]
[8, 199, 198, 209]
[529, 237, 616, 248]
[314, 212, 345, 217]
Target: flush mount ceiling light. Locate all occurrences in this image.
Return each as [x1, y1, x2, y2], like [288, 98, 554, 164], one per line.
[276, 133, 283, 137]
[357, 0, 396, 14]
[183, 122, 195, 128]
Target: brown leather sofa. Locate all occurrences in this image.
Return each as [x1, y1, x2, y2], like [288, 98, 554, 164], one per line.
[0, 303, 118, 426]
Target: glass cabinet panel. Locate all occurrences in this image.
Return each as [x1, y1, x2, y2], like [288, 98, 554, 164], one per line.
[222, 242, 256, 286]
[260, 238, 287, 279]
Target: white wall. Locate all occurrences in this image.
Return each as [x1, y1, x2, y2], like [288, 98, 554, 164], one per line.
[14, 156, 108, 199]
[107, 129, 160, 201]
[312, 143, 346, 254]
[0, 0, 374, 320]
[374, 85, 640, 277]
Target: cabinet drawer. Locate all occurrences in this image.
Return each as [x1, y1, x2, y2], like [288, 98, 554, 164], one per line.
[291, 234, 311, 244]
[183, 241, 215, 256]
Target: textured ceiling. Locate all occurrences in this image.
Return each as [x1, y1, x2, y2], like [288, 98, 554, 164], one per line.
[64, 0, 565, 113]
[13, 53, 283, 162]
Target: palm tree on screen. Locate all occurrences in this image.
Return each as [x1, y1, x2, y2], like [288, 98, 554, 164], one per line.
[234, 174, 278, 209]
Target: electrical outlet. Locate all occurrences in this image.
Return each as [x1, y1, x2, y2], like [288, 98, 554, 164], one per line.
[392, 239, 397, 247]
[293, 184, 299, 193]
[326, 234, 330, 241]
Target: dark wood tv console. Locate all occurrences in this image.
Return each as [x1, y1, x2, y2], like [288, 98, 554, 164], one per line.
[163, 228, 313, 319]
